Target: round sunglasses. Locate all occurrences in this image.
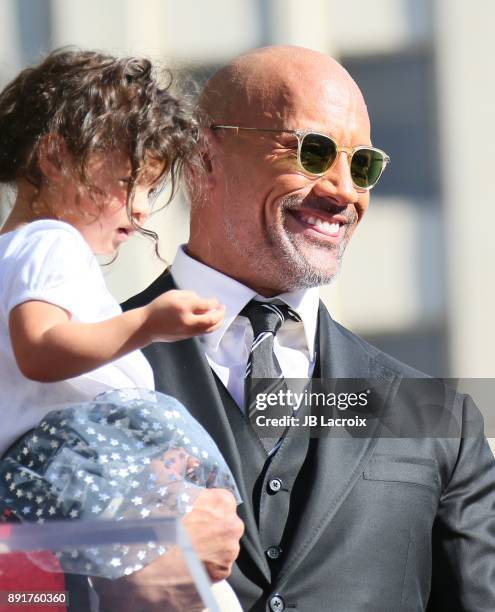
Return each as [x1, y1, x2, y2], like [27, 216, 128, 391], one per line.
[211, 125, 390, 191]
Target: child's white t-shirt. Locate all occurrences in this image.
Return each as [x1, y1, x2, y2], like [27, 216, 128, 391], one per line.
[0, 219, 154, 455]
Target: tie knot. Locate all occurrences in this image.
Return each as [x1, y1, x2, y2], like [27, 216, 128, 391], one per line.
[240, 300, 301, 336]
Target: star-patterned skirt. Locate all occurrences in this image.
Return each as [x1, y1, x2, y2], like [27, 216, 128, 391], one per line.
[0, 389, 241, 578]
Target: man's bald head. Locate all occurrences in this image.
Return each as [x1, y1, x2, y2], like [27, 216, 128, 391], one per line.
[189, 45, 374, 295]
[200, 45, 368, 133]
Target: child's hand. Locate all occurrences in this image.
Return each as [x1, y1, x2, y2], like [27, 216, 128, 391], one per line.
[144, 290, 225, 342]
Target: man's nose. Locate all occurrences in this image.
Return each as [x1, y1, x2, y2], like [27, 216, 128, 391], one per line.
[311, 152, 357, 205]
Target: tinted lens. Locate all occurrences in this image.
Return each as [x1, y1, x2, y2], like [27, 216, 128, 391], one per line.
[351, 149, 385, 189]
[299, 133, 337, 174]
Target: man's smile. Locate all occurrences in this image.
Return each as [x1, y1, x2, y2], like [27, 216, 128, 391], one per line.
[285, 207, 353, 244]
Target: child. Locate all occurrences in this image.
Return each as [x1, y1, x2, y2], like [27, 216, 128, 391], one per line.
[0, 49, 241, 604]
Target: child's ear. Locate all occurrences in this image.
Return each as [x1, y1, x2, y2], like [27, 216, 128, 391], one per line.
[37, 134, 70, 182]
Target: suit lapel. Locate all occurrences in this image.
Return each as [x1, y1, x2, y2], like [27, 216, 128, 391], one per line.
[140, 272, 271, 582]
[277, 303, 399, 586]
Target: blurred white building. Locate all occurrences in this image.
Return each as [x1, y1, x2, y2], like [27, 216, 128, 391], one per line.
[0, 0, 494, 380]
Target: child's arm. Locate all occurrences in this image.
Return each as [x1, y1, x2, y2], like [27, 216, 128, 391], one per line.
[9, 289, 224, 383]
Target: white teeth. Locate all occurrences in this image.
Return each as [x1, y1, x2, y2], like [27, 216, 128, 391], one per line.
[300, 214, 340, 235]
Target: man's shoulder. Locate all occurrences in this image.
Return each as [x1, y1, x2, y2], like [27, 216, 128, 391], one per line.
[323, 306, 430, 380]
[121, 268, 173, 311]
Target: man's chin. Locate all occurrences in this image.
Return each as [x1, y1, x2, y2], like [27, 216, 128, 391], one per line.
[272, 255, 342, 291]
[282, 241, 343, 288]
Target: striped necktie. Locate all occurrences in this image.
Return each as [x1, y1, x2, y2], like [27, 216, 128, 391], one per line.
[240, 300, 302, 450]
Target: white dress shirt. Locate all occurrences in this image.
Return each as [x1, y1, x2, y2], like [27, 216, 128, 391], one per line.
[171, 246, 319, 410]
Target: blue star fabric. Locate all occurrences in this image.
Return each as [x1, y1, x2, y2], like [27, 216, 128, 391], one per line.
[0, 389, 241, 578]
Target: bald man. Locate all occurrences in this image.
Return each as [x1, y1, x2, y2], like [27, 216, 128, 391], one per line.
[124, 46, 495, 611]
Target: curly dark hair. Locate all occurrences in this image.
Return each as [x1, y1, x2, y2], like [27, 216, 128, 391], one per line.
[0, 48, 198, 245]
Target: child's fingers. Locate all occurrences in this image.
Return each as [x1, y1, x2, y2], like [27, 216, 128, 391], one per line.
[190, 308, 225, 329]
[201, 319, 224, 334]
[191, 298, 222, 313]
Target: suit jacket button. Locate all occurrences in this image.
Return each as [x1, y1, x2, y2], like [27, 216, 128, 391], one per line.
[269, 594, 285, 611]
[268, 478, 283, 493]
[266, 546, 282, 560]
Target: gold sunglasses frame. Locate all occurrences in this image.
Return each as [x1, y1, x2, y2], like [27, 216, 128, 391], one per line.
[210, 125, 390, 191]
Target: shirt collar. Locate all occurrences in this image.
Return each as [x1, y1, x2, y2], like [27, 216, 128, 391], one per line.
[171, 245, 319, 359]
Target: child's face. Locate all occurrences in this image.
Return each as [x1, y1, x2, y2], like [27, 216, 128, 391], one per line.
[63, 150, 164, 255]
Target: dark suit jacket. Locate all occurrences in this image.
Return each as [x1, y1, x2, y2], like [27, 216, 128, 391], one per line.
[123, 271, 495, 612]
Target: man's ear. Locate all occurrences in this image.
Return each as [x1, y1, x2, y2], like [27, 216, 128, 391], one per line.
[200, 149, 213, 174]
[199, 128, 222, 178]
[184, 129, 219, 197]
[37, 133, 70, 182]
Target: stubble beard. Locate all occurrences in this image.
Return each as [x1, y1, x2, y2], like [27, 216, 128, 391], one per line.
[223, 195, 357, 292]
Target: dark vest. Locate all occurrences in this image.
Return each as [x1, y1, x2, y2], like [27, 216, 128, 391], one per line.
[210, 337, 321, 580]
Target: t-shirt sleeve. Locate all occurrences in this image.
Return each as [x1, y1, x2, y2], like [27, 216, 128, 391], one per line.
[2, 227, 94, 318]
